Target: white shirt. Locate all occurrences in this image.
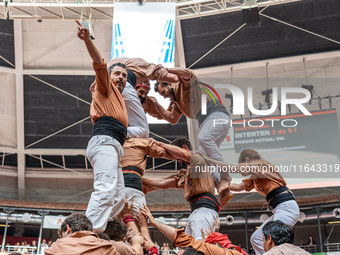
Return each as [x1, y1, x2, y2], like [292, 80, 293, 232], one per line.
[122, 82, 149, 138]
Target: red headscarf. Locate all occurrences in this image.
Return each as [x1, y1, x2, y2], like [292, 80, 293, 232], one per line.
[205, 232, 248, 255]
[135, 83, 150, 89]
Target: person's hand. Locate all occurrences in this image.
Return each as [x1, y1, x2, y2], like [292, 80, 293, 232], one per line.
[119, 199, 133, 218]
[135, 212, 148, 229]
[148, 96, 159, 106]
[143, 237, 156, 251]
[149, 138, 161, 146]
[201, 227, 211, 242]
[139, 204, 156, 226]
[75, 20, 90, 41]
[218, 178, 232, 194]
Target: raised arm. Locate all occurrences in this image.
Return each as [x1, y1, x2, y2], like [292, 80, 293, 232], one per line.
[157, 142, 190, 162]
[167, 67, 192, 80]
[229, 182, 247, 192]
[76, 20, 102, 64]
[148, 97, 182, 125]
[76, 20, 110, 95]
[142, 176, 180, 191]
[140, 205, 237, 255]
[140, 205, 176, 242]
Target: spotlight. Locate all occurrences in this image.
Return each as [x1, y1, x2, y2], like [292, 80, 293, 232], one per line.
[329, 96, 332, 109]
[298, 212, 306, 223]
[333, 208, 340, 218]
[260, 214, 269, 223]
[225, 93, 233, 114]
[81, 22, 95, 40]
[278, 100, 281, 114]
[262, 88, 273, 109]
[259, 102, 262, 111]
[288, 104, 292, 113]
[301, 85, 314, 104]
[37, 19, 42, 23]
[242, 0, 260, 23]
[225, 215, 234, 225]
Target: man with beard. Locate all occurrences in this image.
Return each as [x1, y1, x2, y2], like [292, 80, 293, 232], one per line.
[142, 138, 233, 241]
[76, 20, 128, 232]
[150, 68, 231, 198]
[135, 82, 163, 119]
[121, 137, 174, 215]
[89, 60, 178, 139]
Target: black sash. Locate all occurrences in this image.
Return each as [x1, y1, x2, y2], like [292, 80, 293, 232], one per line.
[93, 116, 127, 146]
[189, 193, 221, 213]
[266, 186, 296, 210]
[123, 166, 143, 192]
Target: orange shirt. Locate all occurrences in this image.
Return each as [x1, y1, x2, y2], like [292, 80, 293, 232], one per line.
[240, 159, 286, 197]
[121, 138, 171, 176]
[107, 58, 169, 84]
[179, 152, 215, 201]
[90, 60, 128, 127]
[173, 229, 243, 255]
[45, 231, 119, 255]
[169, 70, 211, 119]
[143, 97, 164, 119]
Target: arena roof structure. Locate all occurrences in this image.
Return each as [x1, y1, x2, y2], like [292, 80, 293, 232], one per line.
[0, 0, 339, 214]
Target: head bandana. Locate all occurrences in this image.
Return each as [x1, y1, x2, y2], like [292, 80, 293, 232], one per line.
[205, 232, 248, 255]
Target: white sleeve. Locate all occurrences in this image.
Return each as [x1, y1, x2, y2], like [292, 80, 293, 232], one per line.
[122, 82, 149, 138]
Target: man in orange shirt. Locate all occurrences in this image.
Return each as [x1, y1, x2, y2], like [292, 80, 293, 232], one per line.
[201, 149, 299, 255]
[76, 20, 128, 232]
[45, 213, 119, 255]
[140, 205, 243, 255]
[142, 138, 232, 241]
[121, 137, 174, 215]
[150, 69, 231, 196]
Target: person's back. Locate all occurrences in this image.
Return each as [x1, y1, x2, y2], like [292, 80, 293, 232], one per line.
[262, 221, 310, 255]
[45, 212, 118, 255]
[264, 243, 311, 255]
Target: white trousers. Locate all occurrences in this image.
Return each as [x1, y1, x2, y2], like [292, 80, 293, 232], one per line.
[251, 200, 300, 255]
[122, 82, 149, 138]
[198, 111, 231, 187]
[185, 207, 219, 241]
[85, 135, 125, 232]
[125, 187, 146, 216]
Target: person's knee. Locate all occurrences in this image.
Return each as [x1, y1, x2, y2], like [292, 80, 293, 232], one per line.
[197, 132, 213, 144]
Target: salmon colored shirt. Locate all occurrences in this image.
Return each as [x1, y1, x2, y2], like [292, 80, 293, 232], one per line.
[173, 229, 243, 255]
[121, 138, 172, 176]
[107, 58, 169, 84]
[45, 231, 119, 255]
[169, 70, 212, 119]
[240, 159, 287, 197]
[143, 97, 164, 119]
[90, 60, 128, 127]
[179, 152, 215, 201]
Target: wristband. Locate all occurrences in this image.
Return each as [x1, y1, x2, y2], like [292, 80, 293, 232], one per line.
[148, 246, 158, 255]
[123, 215, 134, 225]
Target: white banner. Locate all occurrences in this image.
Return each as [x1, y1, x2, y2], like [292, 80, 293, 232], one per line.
[112, 3, 176, 124]
[112, 3, 176, 65]
[43, 216, 66, 229]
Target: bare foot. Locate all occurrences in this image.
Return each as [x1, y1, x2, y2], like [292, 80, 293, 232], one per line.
[218, 189, 234, 208]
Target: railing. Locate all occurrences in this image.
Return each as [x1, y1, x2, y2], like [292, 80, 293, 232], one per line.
[325, 242, 340, 252]
[299, 244, 318, 253]
[1, 245, 38, 254]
